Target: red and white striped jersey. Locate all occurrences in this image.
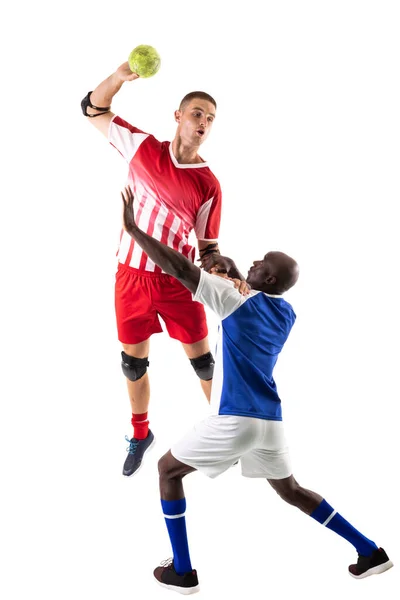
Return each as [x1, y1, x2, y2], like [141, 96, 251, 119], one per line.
[109, 116, 222, 274]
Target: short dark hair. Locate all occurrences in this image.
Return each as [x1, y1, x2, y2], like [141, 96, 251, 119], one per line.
[179, 91, 217, 111]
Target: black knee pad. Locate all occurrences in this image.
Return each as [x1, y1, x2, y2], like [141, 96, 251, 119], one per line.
[121, 351, 149, 382]
[190, 352, 215, 381]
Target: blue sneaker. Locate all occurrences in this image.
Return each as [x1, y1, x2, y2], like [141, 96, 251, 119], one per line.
[122, 430, 155, 477]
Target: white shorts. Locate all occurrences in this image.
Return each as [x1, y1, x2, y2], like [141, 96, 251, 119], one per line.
[171, 414, 292, 479]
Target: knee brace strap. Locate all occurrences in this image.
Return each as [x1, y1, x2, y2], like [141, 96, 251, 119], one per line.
[121, 351, 149, 382]
[190, 352, 215, 381]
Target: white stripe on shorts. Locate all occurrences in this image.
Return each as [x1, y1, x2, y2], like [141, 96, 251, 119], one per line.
[322, 510, 337, 526]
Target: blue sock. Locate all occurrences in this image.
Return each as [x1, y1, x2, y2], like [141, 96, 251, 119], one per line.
[161, 498, 193, 575]
[310, 499, 378, 556]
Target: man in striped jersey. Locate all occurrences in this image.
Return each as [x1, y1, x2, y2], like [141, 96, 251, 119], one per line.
[121, 186, 393, 593]
[82, 61, 245, 477]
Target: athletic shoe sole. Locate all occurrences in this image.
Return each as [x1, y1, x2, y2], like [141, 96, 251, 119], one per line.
[349, 559, 394, 579]
[155, 578, 200, 595]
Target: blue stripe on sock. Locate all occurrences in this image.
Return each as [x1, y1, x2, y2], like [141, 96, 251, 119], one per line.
[161, 498, 192, 575]
[310, 499, 378, 556]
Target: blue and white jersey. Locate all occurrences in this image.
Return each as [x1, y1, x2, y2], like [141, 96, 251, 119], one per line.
[194, 270, 296, 421]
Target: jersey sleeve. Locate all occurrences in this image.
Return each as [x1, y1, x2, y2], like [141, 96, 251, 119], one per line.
[193, 270, 246, 320]
[108, 115, 150, 163]
[194, 180, 222, 241]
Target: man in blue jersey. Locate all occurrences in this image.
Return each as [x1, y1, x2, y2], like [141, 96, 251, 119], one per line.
[121, 186, 393, 594]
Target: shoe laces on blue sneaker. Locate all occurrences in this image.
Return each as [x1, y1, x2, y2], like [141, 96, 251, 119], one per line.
[125, 435, 139, 455]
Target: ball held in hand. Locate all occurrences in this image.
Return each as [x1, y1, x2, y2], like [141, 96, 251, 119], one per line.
[128, 45, 161, 78]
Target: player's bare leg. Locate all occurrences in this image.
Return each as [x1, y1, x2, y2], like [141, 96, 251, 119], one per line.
[121, 339, 154, 476]
[267, 474, 322, 514]
[267, 475, 393, 578]
[154, 451, 199, 592]
[181, 337, 213, 402]
[158, 450, 195, 500]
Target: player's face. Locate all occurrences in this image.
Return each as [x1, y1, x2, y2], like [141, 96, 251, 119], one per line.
[246, 255, 273, 288]
[176, 100, 216, 146]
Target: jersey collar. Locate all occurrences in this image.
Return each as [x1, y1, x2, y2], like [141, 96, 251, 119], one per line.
[169, 143, 209, 169]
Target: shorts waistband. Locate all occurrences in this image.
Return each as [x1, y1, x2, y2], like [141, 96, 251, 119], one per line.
[117, 261, 172, 279]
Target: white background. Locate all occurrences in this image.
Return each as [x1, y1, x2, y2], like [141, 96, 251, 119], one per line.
[1, 1, 399, 599]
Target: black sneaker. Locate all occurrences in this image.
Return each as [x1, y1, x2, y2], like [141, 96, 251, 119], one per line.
[153, 558, 200, 595]
[348, 547, 393, 579]
[122, 430, 155, 477]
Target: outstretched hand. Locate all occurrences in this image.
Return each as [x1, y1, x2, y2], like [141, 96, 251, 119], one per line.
[121, 186, 137, 234]
[228, 278, 251, 296]
[116, 62, 140, 82]
[210, 267, 251, 296]
[200, 253, 231, 273]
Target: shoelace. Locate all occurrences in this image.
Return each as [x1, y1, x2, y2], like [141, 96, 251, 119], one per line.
[125, 435, 139, 455]
[160, 558, 174, 569]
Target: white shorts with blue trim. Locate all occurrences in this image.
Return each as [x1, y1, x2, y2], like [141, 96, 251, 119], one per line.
[171, 414, 292, 479]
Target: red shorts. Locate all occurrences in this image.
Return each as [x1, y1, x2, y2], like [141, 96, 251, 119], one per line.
[115, 263, 208, 345]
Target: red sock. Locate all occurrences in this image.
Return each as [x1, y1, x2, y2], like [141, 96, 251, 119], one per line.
[131, 412, 149, 440]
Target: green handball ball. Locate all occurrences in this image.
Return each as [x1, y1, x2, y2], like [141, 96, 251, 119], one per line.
[128, 45, 161, 78]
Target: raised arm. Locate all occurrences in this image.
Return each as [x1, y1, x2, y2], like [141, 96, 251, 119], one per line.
[122, 187, 201, 294]
[81, 62, 139, 137]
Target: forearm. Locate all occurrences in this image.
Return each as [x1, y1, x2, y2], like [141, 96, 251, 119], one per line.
[226, 260, 245, 281]
[129, 227, 194, 280]
[90, 72, 124, 109]
[123, 186, 200, 291]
